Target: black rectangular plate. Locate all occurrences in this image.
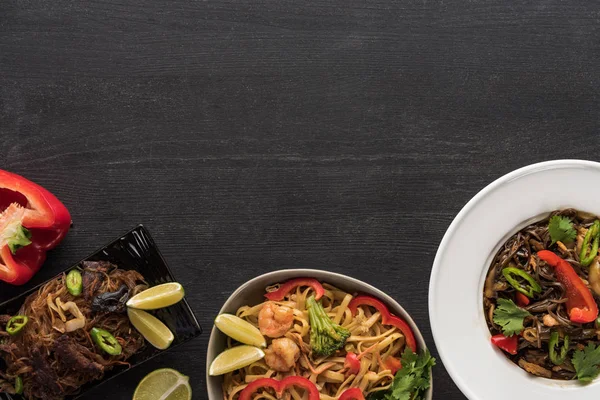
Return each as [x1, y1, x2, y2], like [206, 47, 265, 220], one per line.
[0, 225, 202, 399]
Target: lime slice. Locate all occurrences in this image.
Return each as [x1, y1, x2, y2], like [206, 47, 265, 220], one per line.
[209, 345, 265, 376]
[127, 282, 185, 310]
[214, 314, 266, 347]
[128, 308, 174, 350]
[133, 368, 191, 400]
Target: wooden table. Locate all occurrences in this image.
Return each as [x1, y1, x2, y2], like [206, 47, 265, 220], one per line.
[2, 1, 600, 398]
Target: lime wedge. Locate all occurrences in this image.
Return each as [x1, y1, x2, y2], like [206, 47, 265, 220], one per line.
[209, 345, 265, 376]
[127, 308, 174, 350]
[127, 282, 185, 310]
[214, 314, 266, 347]
[133, 368, 191, 400]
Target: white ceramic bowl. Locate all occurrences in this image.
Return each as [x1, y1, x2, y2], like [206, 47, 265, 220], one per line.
[429, 159, 600, 400]
[207, 269, 432, 399]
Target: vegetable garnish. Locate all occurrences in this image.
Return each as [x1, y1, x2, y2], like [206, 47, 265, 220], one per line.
[366, 348, 435, 400]
[515, 292, 530, 307]
[338, 388, 366, 400]
[14, 376, 23, 395]
[573, 342, 600, 382]
[549, 332, 569, 365]
[238, 376, 320, 400]
[6, 315, 28, 336]
[502, 267, 541, 298]
[548, 215, 576, 245]
[307, 295, 350, 357]
[344, 352, 361, 375]
[491, 334, 518, 355]
[66, 269, 83, 296]
[0, 170, 71, 285]
[492, 298, 531, 336]
[538, 250, 599, 323]
[580, 220, 600, 267]
[90, 327, 122, 356]
[264, 278, 324, 301]
[348, 295, 417, 352]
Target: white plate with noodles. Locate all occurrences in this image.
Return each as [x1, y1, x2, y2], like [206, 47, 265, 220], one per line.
[206, 269, 433, 400]
[430, 159, 600, 400]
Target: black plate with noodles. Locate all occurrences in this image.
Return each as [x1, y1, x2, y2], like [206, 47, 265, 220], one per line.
[0, 226, 201, 400]
[484, 209, 600, 382]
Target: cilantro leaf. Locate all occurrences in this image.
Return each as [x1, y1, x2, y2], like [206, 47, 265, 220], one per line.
[367, 348, 435, 400]
[492, 298, 531, 336]
[573, 343, 600, 382]
[548, 215, 576, 245]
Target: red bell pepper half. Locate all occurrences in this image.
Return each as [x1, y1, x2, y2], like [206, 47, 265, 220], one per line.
[338, 387, 365, 400]
[0, 170, 71, 285]
[348, 295, 417, 352]
[238, 376, 320, 400]
[537, 250, 599, 323]
[264, 278, 324, 301]
[491, 333, 518, 355]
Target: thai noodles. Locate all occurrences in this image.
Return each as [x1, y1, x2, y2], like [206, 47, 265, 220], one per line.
[221, 280, 432, 400]
[0, 261, 147, 399]
[484, 208, 600, 381]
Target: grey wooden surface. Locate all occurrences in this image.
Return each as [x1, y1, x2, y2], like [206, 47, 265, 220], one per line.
[2, 0, 600, 398]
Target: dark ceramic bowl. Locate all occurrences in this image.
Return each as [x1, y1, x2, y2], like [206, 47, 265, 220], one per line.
[0, 225, 201, 399]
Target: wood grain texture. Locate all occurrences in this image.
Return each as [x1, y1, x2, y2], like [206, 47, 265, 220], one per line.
[2, 0, 600, 398]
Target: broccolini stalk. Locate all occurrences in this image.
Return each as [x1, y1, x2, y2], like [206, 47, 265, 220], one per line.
[307, 295, 350, 357]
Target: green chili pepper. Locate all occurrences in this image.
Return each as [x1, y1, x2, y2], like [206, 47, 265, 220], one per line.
[580, 220, 600, 267]
[502, 267, 542, 298]
[6, 316, 28, 336]
[66, 269, 83, 296]
[14, 376, 23, 395]
[90, 327, 122, 356]
[549, 331, 570, 365]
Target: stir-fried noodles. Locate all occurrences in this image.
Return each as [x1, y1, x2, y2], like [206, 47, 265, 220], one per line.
[0, 261, 147, 399]
[484, 209, 600, 380]
[222, 282, 409, 400]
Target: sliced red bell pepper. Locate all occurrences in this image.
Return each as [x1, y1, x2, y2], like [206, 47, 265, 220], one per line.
[338, 387, 365, 400]
[344, 352, 361, 375]
[239, 376, 320, 400]
[491, 333, 518, 355]
[0, 170, 71, 285]
[383, 355, 402, 375]
[515, 292, 530, 307]
[348, 295, 417, 352]
[538, 250, 599, 323]
[264, 278, 324, 301]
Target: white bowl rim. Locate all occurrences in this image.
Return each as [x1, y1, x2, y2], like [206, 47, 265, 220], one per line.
[429, 159, 600, 399]
[206, 268, 432, 399]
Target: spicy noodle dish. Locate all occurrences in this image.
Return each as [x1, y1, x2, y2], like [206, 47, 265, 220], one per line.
[0, 261, 147, 399]
[210, 278, 435, 400]
[484, 209, 600, 382]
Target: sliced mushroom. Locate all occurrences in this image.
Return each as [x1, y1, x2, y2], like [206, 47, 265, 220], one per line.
[60, 301, 86, 332]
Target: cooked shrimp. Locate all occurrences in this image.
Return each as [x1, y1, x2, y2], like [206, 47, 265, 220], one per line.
[258, 302, 294, 338]
[264, 338, 300, 372]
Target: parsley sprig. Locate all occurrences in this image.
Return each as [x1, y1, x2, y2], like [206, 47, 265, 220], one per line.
[367, 348, 435, 400]
[573, 343, 600, 382]
[492, 298, 531, 336]
[548, 215, 576, 245]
